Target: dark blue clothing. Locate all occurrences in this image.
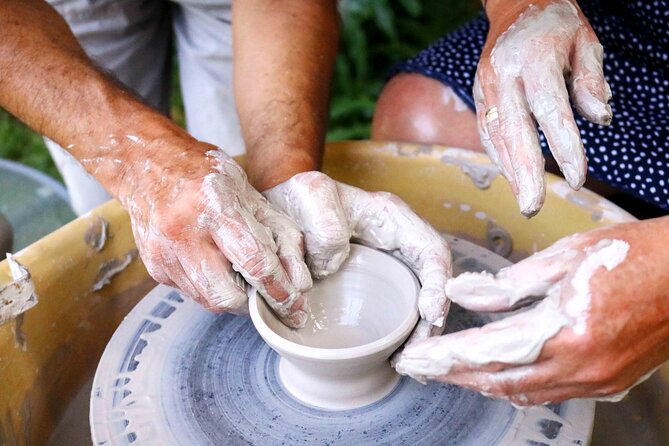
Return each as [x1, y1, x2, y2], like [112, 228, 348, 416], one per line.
[390, 0, 669, 210]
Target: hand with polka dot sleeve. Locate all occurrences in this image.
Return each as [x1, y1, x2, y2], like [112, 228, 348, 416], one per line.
[475, 0, 612, 216]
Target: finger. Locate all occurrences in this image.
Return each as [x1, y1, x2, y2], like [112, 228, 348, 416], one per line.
[446, 241, 579, 311]
[515, 387, 588, 406]
[440, 365, 543, 401]
[498, 79, 546, 216]
[403, 320, 437, 345]
[255, 204, 313, 317]
[264, 172, 352, 278]
[178, 240, 249, 315]
[254, 204, 313, 292]
[416, 253, 452, 333]
[393, 298, 567, 381]
[130, 220, 173, 285]
[474, 71, 517, 192]
[518, 360, 649, 404]
[439, 353, 572, 402]
[138, 244, 173, 286]
[160, 246, 204, 305]
[210, 204, 305, 328]
[523, 59, 587, 191]
[390, 319, 436, 378]
[201, 155, 305, 326]
[337, 186, 452, 329]
[570, 28, 612, 126]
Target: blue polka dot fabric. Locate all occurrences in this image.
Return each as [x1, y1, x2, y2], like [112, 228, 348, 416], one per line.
[389, 0, 669, 210]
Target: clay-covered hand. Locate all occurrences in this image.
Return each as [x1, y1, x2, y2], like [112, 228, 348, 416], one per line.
[475, 0, 612, 216]
[263, 171, 452, 339]
[118, 145, 312, 328]
[394, 218, 669, 405]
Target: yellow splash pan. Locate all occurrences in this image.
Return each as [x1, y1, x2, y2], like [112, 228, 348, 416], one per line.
[0, 141, 666, 445]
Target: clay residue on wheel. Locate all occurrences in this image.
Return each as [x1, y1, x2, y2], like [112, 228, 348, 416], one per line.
[551, 180, 635, 223]
[84, 216, 110, 254]
[376, 142, 499, 190]
[396, 143, 434, 158]
[92, 249, 138, 292]
[12, 314, 27, 351]
[440, 148, 499, 190]
[0, 254, 37, 324]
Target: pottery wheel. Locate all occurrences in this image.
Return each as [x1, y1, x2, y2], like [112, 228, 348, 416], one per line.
[91, 236, 595, 445]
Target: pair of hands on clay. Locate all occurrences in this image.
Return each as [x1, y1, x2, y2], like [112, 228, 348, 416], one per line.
[393, 0, 669, 404]
[475, 0, 612, 216]
[123, 141, 451, 335]
[394, 218, 669, 405]
[0, 0, 451, 335]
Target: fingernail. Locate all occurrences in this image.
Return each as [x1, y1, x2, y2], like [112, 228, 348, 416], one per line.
[600, 103, 613, 126]
[285, 296, 310, 328]
[516, 174, 542, 218]
[604, 81, 612, 101]
[577, 89, 613, 126]
[290, 258, 313, 292]
[288, 309, 308, 328]
[561, 162, 584, 189]
[588, 99, 613, 126]
[393, 354, 429, 381]
[310, 249, 349, 279]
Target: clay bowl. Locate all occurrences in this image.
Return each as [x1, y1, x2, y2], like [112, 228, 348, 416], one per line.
[249, 243, 419, 411]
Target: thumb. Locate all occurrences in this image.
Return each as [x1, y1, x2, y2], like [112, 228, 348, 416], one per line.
[446, 240, 580, 312]
[264, 171, 352, 278]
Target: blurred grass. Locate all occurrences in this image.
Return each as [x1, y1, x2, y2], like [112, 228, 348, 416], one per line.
[0, 109, 62, 179]
[0, 0, 480, 179]
[329, 0, 480, 140]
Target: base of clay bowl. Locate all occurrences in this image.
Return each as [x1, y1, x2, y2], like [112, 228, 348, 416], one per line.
[278, 352, 401, 410]
[249, 243, 419, 411]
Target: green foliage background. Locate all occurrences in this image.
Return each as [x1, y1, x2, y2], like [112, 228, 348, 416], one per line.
[0, 0, 479, 179]
[329, 0, 479, 140]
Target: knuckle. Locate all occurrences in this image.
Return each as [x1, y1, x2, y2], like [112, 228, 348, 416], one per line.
[495, 379, 518, 398]
[372, 191, 407, 210]
[581, 362, 618, 386]
[485, 380, 514, 399]
[160, 219, 187, 240]
[144, 262, 168, 283]
[204, 289, 247, 313]
[307, 231, 350, 256]
[241, 251, 281, 279]
[184, 292, 207, 309]
[276, 229, 305, 254]
[509, 394, 534, 407]
[292, 171, 329, 189]
[569, 329, 599, 354]
[477, 56, 494, 75]
[599, 378, 633, 397]
[273, 215, 303, 239]
[141, 241, 165, 268]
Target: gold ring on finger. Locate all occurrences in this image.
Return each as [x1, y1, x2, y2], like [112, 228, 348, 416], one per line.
[485, 106, 499, 123]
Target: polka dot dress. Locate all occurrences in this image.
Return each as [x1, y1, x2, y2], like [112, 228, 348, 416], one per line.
[389, 0, 669, 210]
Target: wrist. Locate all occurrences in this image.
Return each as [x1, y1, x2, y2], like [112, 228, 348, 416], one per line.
[47, 71, 194, 197]
[247, 147, 319, 191]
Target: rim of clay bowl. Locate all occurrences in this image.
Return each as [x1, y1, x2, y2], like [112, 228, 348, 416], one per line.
[248, 244, 420, 361]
